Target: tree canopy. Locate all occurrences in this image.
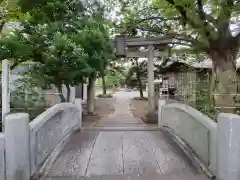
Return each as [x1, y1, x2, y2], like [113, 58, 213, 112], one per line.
[0, 0, 114, 102]
[111, 0, 240, 111]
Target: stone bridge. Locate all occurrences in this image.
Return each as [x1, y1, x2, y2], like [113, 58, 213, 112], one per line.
[0, 91, 239, 180]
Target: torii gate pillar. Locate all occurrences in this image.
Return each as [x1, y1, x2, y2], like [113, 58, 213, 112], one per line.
[147, 45, 155, 113]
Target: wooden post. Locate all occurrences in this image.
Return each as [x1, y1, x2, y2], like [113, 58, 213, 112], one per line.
[148, 45, 155, 113]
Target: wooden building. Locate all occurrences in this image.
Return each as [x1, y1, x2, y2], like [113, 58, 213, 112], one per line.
[158, 60, 212, 105]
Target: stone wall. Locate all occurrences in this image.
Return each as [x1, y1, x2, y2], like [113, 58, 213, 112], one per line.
[158, 100, 240, 180]
[0, 100, 82, 180]
[29, 103, 81, 175]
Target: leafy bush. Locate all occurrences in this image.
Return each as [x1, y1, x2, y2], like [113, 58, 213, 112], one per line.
[195, 78, 218, 121]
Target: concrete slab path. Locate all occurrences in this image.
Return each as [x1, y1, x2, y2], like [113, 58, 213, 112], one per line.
[44, 91, 208, 180]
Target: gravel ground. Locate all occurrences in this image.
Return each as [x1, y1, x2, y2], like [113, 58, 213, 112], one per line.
[130, 99, 149, 120]
[83, 98, 116, 127]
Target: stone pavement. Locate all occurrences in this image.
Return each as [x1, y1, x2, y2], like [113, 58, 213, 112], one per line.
[84, 91, 157, 131]
[44, 91, 208, 180]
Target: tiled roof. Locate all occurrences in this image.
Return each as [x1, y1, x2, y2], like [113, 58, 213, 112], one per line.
[163, 57, 240, 69]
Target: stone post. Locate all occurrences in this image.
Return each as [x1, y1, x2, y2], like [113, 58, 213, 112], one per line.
[147, 45, 155, 113]
[158, 100, 166, 129]
[217, 113, 240, 180]
[75, 85, 83, 99]
[75, 98, 82, 130]
[83, 83, 87, 101]
[5, 113, 30, 180]
[70, 86, 76, 103]
[2, 59, 10, 122]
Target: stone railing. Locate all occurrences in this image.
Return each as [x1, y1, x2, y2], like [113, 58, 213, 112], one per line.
[0, 99, 82, 180]
[158, 100, 240, 180]
[0, 134, 4, 180]
[158, 100, 217, 175]
[29, 101, 82, 176]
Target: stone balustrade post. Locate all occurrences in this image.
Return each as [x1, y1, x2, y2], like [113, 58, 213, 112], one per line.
[5, 113, 30, 180]
[217, 113, 240, 180]
[158, 100, 166, 128]
[75, 98, 82, 130]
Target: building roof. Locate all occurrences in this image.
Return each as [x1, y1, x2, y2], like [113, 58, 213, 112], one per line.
[163, 57, 240, 69]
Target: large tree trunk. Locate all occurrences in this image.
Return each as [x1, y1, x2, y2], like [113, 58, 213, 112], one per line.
[135, 59, 144, 98]
[101, 73, 107, 95]
[210, 50, 239, 113]
[87, 75, 96, 114]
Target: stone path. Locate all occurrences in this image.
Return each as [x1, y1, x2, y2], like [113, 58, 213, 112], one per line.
[84, 91, 157, 131]
[44, 91, 208, 180]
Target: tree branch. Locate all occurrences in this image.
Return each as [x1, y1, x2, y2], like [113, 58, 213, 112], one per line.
[195, 0, 213, 38]
[134, 26, 208, 51]
[196, 0, 205, 20]
[134, 16, 180, 24]
[165, 0, 188, 25]
[120, 16, 179, 35]
[217, 0, 234, 37]
[165, 0, 218, 46]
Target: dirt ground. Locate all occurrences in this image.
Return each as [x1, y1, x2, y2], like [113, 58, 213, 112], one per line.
[83, 98, 116, 127]
[130, 99, 149, 119]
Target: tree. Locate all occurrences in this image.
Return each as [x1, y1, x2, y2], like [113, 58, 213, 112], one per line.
[1, 0, 114, 115]
[115, 0, 240, 112]
[126, 58, 147, 98]
[0, 0, 94, 102]
[126, 58, 164, 98]
[74, 7, 114, 113]
[98, 57, 125, 93]
[1, 22, 92, 102]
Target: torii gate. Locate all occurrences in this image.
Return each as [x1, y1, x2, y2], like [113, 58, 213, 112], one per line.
[115, 35, 173, 113]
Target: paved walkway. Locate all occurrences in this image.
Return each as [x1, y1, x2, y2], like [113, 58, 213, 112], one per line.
[85, 91, 157, 131]
[44, 91, 208, 180]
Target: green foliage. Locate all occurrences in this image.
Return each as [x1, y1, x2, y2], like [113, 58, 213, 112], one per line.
[0, 0, 29, 33]
[10, 72, 47, 120]
[126, 58, 163, 88]
[0, 21, 92, 102]
[195, 77, 218, 121]
[114, 0, 239, 55]
[105, 71, 125, 87]
[17, 0, 85, 23]
[73, 17, 114, 77]
[125, 60, 147, 87]
[0, 0, 114, 103]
